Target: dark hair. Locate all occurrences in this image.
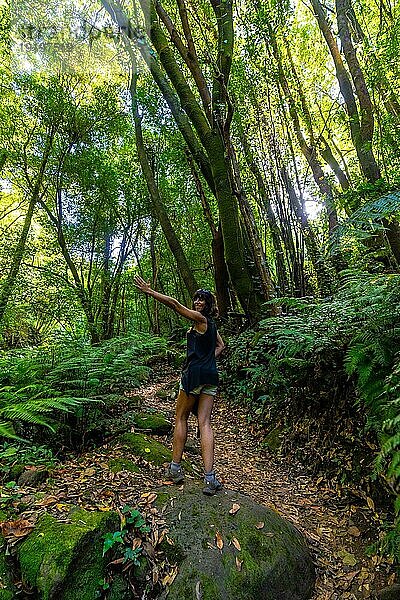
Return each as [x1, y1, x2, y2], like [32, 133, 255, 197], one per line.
[193, 289, 219, 318]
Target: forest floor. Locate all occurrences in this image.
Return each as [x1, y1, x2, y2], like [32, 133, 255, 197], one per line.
[11, 364, 397, 599]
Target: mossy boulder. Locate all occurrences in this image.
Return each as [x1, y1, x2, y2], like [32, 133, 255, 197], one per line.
[18, 467, 49, 487]
[158, 482, 315, 600]
[262, 427, 283, 453]
[116, 433, 193, 473]
[107, 573, 131, 599]
[116, 432, 172, 466]
[18, 507, 119, 600]
[132, 412, 172, 435]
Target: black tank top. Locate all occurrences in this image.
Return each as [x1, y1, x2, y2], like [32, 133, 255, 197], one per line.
[181, 317, 219, 394]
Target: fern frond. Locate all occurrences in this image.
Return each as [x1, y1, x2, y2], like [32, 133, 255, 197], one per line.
[0, 421, 25, 441]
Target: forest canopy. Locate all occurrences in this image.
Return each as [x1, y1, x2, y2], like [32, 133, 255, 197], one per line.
[1, 0, 400, 343]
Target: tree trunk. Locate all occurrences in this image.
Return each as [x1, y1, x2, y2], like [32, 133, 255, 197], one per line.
[281, 167, 334, 295]
[131, 74, 200, 297]
[104, 0, 268, 318]
[39, 191, 100, 345]
[237, 126, 289, 295]
[185, 149, 232, 318]
[0, 133, 54, 324]
[319, 135, 350, 192]
[0, 192, 37, 323]
[335, 0, 381, 182]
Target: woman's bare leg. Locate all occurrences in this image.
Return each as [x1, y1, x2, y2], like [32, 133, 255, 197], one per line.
[172, 389, 196, 464]
[197, 393, 215, 473]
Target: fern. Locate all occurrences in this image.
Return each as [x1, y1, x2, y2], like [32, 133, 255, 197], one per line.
[0, 333, 165, 442]
[0, 421, 24, 441]
[225, 270, 400, 558]
[330, 190, 400, 246]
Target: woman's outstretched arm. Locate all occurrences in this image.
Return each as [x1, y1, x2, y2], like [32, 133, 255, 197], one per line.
[134, 275, 206, 324]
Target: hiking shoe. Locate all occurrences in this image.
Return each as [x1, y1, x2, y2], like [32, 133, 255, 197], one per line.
[202, 474, 223, 496]
[166, 464, 184, 484]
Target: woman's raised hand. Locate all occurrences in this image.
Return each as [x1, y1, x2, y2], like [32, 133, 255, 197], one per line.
[134, 275, 151, 294]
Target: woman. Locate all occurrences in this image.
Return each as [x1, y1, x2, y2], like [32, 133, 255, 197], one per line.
[134, 275, 225, 496]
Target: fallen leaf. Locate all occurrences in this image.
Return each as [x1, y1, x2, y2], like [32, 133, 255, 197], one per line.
[235, 556, 243, 571]
[36, 495, 58, 506]
[216, 531, 224, 551]
[162, 566, 178, 586]
[255, 522, 265, 529]
[366, 497, 375, 511]
[232, 537, 241, 551]
[229, 503, 240, 515]
[1, 519, 35, 539]
[83, 468, 96, 476]
[144, 541, 156, 559]
[337, 550, 357, 566]
[107, 557, 124, 567]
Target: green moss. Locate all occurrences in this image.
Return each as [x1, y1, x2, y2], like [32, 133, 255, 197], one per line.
[116, 433, 172, 466]
[108, 458, 140, 474]
[107, 573, 130, 600]
[19, 508, 118, 600]
[0, 533, 15, 598]
[126, 395, 142, 408]
[154, 492, 170, 508]
[132, 412, 171, 435]
[223, 517, 308, 599]
[158, 536, 187, 565]
[170, 569, 222, 600]
[155, 389, 170, 399]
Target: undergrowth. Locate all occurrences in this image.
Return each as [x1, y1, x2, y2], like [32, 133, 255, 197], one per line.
[0, 333, 167, 450]
[223, 271, 400, 560]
